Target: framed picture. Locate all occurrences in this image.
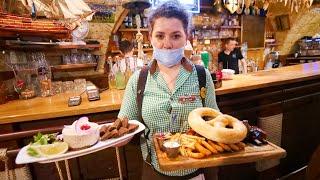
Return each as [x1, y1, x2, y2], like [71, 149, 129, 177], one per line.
[87, 3, 116, 23]
[152, 0, 200, 13]
[275, 15, 290, 31]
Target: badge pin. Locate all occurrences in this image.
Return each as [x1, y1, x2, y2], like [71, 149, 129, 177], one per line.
[200, 87, 207, 99]
[179, 95, 196, 104]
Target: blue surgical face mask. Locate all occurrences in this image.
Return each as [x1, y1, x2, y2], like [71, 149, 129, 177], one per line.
[153, 46, 184, 67]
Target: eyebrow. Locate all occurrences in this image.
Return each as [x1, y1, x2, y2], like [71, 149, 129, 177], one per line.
[154, 31, 182, 35]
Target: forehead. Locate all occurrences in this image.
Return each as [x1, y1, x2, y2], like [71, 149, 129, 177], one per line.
[152, 17, 185, 33]
[226, 40, 237, 45]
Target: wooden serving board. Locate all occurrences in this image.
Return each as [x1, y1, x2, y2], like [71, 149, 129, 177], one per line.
[153, 137, 286, 171]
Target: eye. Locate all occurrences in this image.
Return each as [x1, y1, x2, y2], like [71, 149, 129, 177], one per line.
[155, 34, 164, 40]
[172, 34, 181, 40]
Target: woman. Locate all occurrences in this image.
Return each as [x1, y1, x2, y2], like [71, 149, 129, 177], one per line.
[118, 1, 219, 179]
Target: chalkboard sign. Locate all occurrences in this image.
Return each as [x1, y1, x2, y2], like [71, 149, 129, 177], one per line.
[241, 16, 266, 48]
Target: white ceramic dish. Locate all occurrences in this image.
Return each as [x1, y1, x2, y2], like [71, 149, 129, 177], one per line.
[16, 120, 145, 164]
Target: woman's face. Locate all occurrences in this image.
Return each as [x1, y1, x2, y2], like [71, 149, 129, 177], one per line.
[149, 17, 187, 50]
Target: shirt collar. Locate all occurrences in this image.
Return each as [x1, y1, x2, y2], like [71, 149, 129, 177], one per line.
[149, 57, 193, 75]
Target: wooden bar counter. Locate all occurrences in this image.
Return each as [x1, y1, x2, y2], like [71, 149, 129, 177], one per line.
[0, 90, 124, 124]
[1, 62, 320, 180]
[1, 62, 319, 124]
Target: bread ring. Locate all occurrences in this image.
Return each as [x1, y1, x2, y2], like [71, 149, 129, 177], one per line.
[188, 108, 247, 144]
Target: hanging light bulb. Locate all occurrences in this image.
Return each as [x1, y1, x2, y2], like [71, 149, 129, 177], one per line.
[223, 0, 240, 14]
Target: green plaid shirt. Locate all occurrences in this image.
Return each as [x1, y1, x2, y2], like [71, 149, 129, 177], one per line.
[118, 59, 219, 176]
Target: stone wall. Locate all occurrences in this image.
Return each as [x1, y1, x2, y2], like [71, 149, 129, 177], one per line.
[267, 2, 320, 55]
[246, 2, 320, 69]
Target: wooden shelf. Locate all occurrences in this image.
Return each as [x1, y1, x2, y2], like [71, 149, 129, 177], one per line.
[265, 43, 282, 47]
[57, 44, 102, 49]
[111, 48, 153, 54]
[220, 26, 241, 29]
[2, 40, 102, 50]
[194, 26, 241, 30]
[200, 5, 214, 9]
[197, 36, 238, 40]
[51, 63, 97, 72]
[119, 28, 148, 32]
[286, 56, 320, 60]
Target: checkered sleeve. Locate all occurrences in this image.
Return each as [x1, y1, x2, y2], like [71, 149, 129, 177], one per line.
[118, 70, 140, 120]
[205, 69, 220, 111]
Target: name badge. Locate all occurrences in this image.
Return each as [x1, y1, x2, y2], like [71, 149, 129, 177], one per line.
[178, 95, 197, 104]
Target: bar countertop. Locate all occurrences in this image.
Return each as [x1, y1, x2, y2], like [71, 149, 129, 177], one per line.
[0, 62, 319, 124]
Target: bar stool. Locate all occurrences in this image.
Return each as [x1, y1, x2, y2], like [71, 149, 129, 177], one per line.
[54, 147, 124, 180]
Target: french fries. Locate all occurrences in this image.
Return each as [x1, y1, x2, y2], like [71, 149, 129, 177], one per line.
[201, 140, 218, 154]
[163, 132, 247, 159]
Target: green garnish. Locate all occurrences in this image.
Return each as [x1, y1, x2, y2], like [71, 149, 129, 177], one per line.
[30, 132, 57, 145]
[27, 147, 39, 157]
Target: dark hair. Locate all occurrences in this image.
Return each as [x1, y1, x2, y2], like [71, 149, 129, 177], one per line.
[225, 38, 237, 45]
[119, 40, 133, 54]
[147, 0, 190, 35]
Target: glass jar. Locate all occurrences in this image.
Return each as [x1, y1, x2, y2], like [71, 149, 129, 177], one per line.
[74, 79, 86, 93]
[52, 81, 62, 95]
[114, 56, 126, 90]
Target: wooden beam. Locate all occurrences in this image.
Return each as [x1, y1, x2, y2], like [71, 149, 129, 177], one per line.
[112, 9, 129, 34]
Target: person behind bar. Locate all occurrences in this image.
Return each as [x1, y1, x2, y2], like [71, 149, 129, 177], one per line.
[117, 1, 219, 179]
[119, 39, 144, 68]
[119, 40, 134, 58]
[218, 38, 247, 74]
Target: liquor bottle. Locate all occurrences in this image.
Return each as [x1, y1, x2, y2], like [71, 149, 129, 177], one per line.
[124, 16, 129, 28]
[132, 14, 137, 28]
[128, 15, 133, 28]
[31, 0, 37, 19]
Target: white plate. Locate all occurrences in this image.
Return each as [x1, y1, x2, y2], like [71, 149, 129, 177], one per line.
[15, 120, 145, 164]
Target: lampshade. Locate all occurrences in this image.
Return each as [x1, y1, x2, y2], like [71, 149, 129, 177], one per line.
[122, 0, 151, 11]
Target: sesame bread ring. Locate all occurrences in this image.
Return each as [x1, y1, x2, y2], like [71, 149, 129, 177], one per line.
[188, 108, 247, 144]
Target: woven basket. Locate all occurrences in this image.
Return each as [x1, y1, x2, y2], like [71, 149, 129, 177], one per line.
[0, 166, 32, 180]
[0, 148, 32, 180]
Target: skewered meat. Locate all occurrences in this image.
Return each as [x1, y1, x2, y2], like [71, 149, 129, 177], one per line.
[243, 120, 267, 146]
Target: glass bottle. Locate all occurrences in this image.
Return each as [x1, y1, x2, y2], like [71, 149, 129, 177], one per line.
[114, 56, 126, 90]
[124, 57, 133, 84]
[107, 57, 116, 89]
[35, 52, 52, 97]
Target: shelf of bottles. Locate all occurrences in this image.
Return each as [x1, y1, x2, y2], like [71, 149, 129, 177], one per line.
[265, 31, 280, 47]
[108, 11, 152, 55]
[192, 14, 241, 44]
[106, 55, 146, 90]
